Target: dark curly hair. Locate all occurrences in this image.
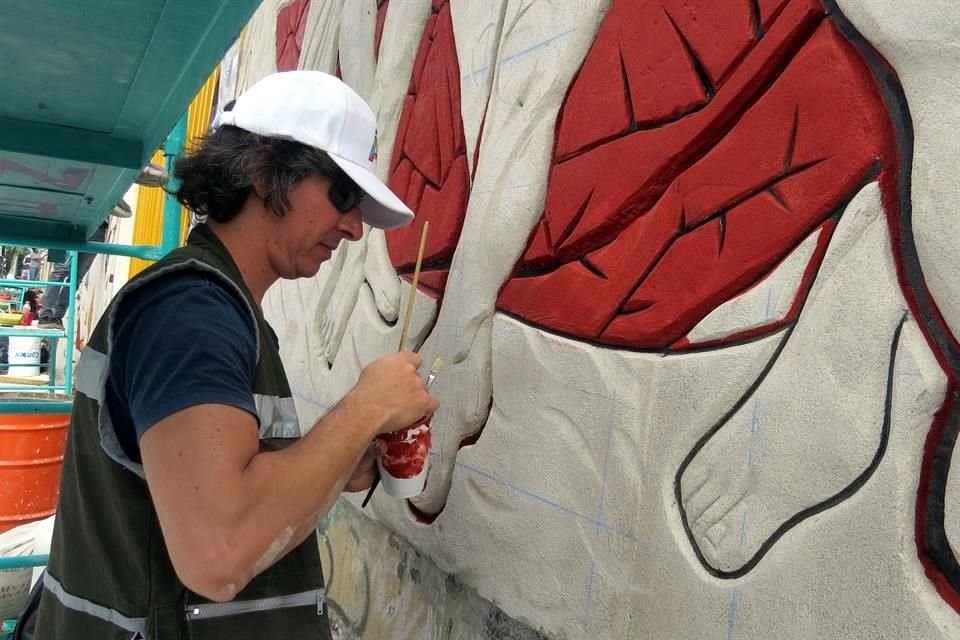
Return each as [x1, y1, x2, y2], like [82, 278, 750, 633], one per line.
[173, 124, 351, 223]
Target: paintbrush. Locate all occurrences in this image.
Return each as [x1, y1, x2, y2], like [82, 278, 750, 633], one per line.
[361, 221, 433, 508]
[397, 221, 429, 352]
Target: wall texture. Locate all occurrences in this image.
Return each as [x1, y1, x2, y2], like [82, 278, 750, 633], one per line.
[225, 1, 960, 637]
[319, 499, 552, 640]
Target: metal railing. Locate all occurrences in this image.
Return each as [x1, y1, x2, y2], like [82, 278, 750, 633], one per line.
[0, 253, 77, 412]
[0, 114, 186, 415]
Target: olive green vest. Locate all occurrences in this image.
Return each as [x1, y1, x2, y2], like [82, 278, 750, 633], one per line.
[35, 225, 331, 639]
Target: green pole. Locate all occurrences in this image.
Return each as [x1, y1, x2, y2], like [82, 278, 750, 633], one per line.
[160, 114, 187, 256]
[63, 250, 78, 394]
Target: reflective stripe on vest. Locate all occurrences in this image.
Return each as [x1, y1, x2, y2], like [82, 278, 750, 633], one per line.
[74, 346, 107, 400]
[43, 574, 326, 634]
[43, 573, 147, 635]
[253, 394, 301, 439]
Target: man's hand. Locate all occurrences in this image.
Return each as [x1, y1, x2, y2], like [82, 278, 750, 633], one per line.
[343, 440, 386, 493]
[347, 351, 440, 435]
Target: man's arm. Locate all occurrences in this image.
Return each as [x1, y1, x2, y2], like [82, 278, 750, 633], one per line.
[141, 351, 438, 603]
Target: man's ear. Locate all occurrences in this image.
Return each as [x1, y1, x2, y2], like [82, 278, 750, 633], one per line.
[250, 178, 268, 203]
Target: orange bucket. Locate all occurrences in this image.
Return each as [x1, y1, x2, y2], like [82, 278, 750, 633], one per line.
[0, 414, 69, 533]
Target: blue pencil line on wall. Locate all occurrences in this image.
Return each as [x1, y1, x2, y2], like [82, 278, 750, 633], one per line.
[462, 28, 578, 81]
[595, 390, 618, 536]
[292, 383, 638, 541]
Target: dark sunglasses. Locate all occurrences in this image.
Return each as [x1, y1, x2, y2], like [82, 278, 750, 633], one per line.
[328, 175, 366, 214]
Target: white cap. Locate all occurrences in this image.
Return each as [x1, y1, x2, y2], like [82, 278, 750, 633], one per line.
[216, 71, 413, 230]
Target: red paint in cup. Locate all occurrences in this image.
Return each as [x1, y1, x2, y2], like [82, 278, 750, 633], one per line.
[376, 415, 432, 497]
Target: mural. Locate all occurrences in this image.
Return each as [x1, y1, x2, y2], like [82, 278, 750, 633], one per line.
[221, 0, 960, 636]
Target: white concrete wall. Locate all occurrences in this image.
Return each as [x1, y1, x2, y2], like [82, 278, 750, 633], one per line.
[234, 1, 960, 637]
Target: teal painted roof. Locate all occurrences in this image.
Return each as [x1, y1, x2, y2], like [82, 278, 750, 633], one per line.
[0, 0, 260, 247]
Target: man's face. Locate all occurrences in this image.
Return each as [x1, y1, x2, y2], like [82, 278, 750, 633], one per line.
[266, 174, 363, 280]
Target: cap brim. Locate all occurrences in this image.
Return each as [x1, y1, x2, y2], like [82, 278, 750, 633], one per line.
[327, 153, 414, 230]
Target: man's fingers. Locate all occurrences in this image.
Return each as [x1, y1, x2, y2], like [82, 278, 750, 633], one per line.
[399, 350, 423, 369]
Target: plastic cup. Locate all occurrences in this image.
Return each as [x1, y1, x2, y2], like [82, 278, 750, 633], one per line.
[376, 415, 432, 498]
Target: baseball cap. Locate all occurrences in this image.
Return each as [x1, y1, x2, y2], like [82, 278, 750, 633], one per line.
[215, 70, 413, 230]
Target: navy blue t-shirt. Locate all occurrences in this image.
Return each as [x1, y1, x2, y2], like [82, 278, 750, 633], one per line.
[105, 272, 261, 463]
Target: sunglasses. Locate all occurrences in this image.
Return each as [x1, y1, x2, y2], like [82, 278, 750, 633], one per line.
[328, 175, 366, 214]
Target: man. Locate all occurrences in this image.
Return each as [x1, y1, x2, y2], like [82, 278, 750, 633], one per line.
[25, 248, 43, 281]
[32, 71, 439, 639]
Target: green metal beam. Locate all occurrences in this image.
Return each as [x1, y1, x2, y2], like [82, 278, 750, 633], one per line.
[0, 231, 166, 260]
[0, 328, 68, 339]
[0, 402, 71, 414]
[133, 0, 262, 154]
[0, 554, 49, 570]
[0, 116, 144, 168]
[0, 278, 70, 288]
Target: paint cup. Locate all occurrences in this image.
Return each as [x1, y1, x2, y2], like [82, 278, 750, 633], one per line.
[376, 415, 432, 498]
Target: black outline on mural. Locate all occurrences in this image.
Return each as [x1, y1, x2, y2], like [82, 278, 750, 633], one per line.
[671, 141, 896, 577]
[669, 1, 960, 594]
[676, 306, 906, 579]
[821, 0, 960, 600]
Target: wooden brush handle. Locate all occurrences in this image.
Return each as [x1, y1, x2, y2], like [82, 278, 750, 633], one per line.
[398, 221, 429, 352]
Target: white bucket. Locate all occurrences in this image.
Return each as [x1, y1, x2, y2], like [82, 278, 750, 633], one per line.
[0, 516, 53, 620]
[8, 336, 42, 377]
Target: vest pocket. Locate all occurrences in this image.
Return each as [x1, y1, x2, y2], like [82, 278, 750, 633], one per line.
[185, 588, 325, 620]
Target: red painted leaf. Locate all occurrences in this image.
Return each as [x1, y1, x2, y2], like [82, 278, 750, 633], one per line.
[276, 0, 311, 72]
[386, 0, 470, 276]
[498, 0, 897, 350]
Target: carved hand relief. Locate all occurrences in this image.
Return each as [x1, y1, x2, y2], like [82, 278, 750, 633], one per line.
[263, 0, 960, 619]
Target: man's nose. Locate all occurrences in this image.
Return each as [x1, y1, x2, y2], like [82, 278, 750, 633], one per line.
[338, 207, 364, 241]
